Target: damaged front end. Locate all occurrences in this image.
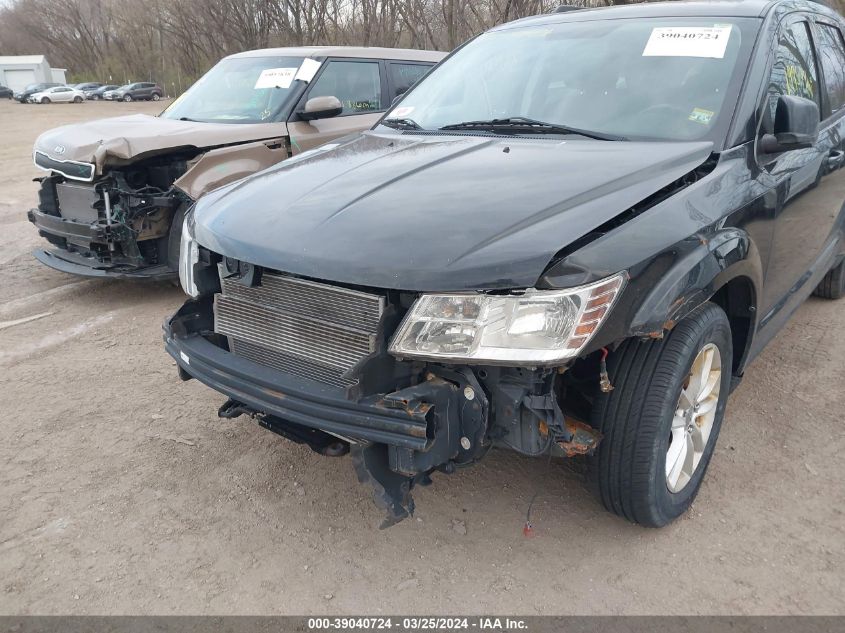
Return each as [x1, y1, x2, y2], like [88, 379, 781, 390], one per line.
[28, 153, 192, 279]
[165, 251, 611, 527]
[28, 135, 291, 279]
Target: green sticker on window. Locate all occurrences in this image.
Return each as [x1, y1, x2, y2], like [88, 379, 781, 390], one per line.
[689, 107, 715, 125]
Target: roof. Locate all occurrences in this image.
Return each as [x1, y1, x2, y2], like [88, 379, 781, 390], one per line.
[493, 0, 830, 29]
[0, 55, 47, 66]
[227, 46, 446, 63]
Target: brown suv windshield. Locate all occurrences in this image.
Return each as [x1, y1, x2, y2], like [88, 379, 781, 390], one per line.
[161, 55, 309, 123]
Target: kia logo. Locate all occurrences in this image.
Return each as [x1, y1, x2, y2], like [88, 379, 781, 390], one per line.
[54, 145, 66, 155]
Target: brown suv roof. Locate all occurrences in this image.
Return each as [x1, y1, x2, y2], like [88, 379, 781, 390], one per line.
[229, 46, 446, 63]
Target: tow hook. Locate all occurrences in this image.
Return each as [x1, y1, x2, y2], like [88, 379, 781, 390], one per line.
[218, 398, 254, 419]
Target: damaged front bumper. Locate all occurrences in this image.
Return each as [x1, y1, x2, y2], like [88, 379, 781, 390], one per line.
[29, 207, 178, 280]
[164, 298, 494, 526]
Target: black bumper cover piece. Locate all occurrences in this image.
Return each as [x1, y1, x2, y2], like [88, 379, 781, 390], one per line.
[28, 208, 107, 245]
[32, 249, 175, 280]
[163, 313, 432, 451]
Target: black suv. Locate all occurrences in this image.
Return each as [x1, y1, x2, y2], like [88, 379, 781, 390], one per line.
[13, 82, 60, 103]
[0, 85, 12, 99]
[112, 82, 163, 102]
[167, 0, 845, 527]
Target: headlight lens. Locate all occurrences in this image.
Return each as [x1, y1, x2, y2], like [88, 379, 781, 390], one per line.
[389, 273, 625, 365]
[178, 210, 200, 297]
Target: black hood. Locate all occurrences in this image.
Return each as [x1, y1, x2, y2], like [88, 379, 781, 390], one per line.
[193, 130, 713, 291]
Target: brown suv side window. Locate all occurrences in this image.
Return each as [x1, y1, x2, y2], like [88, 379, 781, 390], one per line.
[388, 63, 430, 98]
[309, 61, 382, 115]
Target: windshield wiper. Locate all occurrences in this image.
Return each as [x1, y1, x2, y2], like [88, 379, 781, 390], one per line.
[439, 117, 626, 141]
[381, 117, 424, 130]
[178, 116, 200, 122]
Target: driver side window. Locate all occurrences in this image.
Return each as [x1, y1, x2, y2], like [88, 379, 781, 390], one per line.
[766, 20, 819, 128]
[309, 61, 382, 115]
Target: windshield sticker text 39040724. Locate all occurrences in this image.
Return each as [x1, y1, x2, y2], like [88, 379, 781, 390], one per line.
[642, 25, 733, 59]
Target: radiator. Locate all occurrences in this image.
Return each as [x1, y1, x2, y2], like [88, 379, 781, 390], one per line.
[214, 271, 385, 388]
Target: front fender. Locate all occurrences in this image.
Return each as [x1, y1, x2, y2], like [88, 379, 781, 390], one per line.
[174, 137, 290, 200]
[628, 228, 762, 338]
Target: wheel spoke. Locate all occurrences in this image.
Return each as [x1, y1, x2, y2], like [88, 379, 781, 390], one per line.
[697, 394, 718, 416]
[678, 387, 695, 409]
[672, 411, 686, 430]
[666, 431, 688, 490]
[682, 433, 696, 479]
[689, 422, 705, 453]
[693, 347, 714, 399]
[698, 371, 720, 401]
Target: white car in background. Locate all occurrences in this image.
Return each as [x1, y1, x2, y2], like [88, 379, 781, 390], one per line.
[28, 86, 86, 104]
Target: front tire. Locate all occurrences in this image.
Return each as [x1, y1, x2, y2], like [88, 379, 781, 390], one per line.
[73, 96, 82, 103]
[123, 95, 133, 102]
[813, 259, 844, 300]
[587, 302, 733, 527]
[41, 97, 50, 104]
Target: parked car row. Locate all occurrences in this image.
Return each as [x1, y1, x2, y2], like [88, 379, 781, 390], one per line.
[22, 0, 845, 529]
[9, 81, 164, 103]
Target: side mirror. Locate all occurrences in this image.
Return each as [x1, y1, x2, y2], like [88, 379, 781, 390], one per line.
[760, 95, 819, 154]
[299, 96, 342, 121]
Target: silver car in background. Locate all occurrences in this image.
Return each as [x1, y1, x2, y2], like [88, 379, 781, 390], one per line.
[28, 86, 87, 104]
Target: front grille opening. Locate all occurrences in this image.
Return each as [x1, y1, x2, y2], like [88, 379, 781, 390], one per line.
[213, 270, 385, 388]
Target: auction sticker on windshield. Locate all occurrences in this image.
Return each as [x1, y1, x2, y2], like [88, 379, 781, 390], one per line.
[255, 67, 297, 89]
[642, 25, 732, 58]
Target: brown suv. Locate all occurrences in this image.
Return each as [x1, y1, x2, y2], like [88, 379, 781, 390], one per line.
[27, 46, 444, 279]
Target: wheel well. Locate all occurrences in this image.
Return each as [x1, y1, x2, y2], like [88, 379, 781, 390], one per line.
[708, 276, 755, 375]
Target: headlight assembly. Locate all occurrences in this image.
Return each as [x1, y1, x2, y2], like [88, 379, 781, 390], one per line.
[388, 272, 626, 365]
[178, 210, 200, 297]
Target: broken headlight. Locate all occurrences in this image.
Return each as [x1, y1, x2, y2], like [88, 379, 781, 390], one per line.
[389, 273, 625, 365]
[178, 209, 200, 297]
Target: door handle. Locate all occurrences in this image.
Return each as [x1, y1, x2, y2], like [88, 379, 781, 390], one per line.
[829, 150, 845, 170]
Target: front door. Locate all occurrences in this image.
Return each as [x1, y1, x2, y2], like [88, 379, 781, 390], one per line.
[757, 15, 841, 321]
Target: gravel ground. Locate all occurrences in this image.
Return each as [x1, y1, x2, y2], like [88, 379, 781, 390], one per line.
[0, 99, 843, 615]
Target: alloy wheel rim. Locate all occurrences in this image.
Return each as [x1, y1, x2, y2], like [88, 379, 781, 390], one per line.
[666, 343, 722, 493]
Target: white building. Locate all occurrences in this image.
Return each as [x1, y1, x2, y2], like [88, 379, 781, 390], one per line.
[0, 55, 68, 90]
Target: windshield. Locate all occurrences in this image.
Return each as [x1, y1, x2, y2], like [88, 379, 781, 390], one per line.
[385, 18, 754, 142]
[161, 55, 311, 123]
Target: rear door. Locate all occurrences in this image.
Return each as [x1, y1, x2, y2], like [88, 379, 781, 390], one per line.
[287, 58, 387, 153]
[386, 61, 433, 102]
[757, 15, 839, 319]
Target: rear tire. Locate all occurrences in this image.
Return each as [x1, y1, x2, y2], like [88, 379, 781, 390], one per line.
[152, 93, 161, 101]
[587, 302, 732, 527]
[813, 259, 844, 299]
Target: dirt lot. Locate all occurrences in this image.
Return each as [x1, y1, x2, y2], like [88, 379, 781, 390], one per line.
[0, 98, 842, 616]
